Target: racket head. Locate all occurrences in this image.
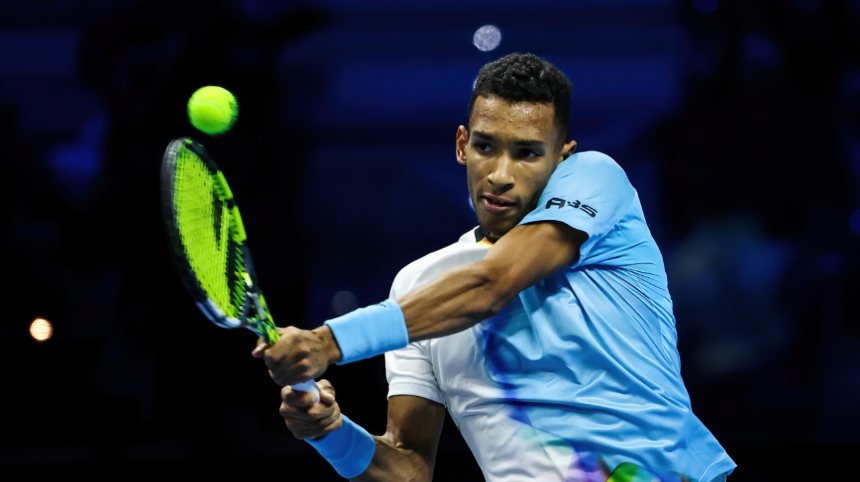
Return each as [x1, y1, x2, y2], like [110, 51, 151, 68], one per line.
[160, 137, 279, 344]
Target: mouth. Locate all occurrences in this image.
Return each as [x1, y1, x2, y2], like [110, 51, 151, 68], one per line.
[480, 195, 516, 215]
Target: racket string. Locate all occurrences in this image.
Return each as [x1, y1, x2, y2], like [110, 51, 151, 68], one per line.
[173, 146, 247, 318]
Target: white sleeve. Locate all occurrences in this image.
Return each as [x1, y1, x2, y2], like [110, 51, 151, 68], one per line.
[383, 239, 488, 406]
[385, 342, 445, 406]
[384, 277, 446, 406]
[382, 251, 448, 406]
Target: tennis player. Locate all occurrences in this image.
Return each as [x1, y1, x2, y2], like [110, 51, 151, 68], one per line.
[257, 53, 736, 481]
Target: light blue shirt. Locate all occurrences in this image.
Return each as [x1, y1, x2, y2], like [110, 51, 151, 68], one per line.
[386, 151, 735, 481]
[480, 150, 736, 480]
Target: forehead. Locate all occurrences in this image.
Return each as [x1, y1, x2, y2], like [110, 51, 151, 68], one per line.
[469, 96, 556, 141]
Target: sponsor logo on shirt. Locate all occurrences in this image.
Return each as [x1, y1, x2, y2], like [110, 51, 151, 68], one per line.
[545, 197, 597, 217]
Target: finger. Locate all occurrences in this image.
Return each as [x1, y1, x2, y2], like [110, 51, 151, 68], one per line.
[305, 388, 322, 405]
[312, 406, 341, 427]
[317, 415, 343, 437]
[273, 373, 294, 388]
[280, 385, 294, 401]
[268, 370, 281, 386]
[280, 326, 300, 336]
[290, 416, 342, 441]
[280, 408, 316, 423]
[304, 402, 336, 422]
[251, 338, 267, 358]
[281, 409, 328, 424]
[283, 419, 318, 440]
[290, 427, 323, 441]
[279, 401, 325, 422]
[263, 349, 280, 366]
[282, 387, 321, 407]
[279, 401, 303, 418]
[316, 379, 336, 405]
[318, 390, 334, 405]
[281, 399, 335, 423]
[272, 368, 311, 388]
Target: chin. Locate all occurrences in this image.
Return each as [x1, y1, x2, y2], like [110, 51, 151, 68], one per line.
[478, 219, 516, 240]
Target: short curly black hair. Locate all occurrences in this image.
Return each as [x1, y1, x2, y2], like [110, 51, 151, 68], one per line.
[468, 53, 572, 141]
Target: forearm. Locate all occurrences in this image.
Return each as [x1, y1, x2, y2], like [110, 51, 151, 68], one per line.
[350, 434, 433, 482]
[323, 261, 510, 365]
[302, 396, 442, 481]
[323, 223, 581, 366]
[397, 261, 511, 341]
[394, 222, 582, 342]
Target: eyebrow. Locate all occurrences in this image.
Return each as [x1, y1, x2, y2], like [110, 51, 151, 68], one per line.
[472, 131, 546, 148]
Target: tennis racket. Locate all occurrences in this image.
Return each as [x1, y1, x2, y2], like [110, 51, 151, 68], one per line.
[160, 137, 319, 397]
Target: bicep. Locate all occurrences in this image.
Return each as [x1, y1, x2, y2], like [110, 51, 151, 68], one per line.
[383, 395, 446, 467]
[482, 221, 587, 299]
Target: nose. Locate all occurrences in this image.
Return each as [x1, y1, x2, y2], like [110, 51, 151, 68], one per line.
[487, 155, 515, 192]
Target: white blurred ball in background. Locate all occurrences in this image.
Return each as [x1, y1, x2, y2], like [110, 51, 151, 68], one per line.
[473, 25, 502, 52]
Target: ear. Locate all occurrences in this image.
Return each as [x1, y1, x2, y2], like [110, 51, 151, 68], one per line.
[559, 140, 577, 163]
[456, 125, 469, 165]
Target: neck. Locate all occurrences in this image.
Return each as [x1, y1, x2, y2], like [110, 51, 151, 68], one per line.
[479, 225, 500, 244]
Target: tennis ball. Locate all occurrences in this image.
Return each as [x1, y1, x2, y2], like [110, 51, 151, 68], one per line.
[187, 86, 238, 135]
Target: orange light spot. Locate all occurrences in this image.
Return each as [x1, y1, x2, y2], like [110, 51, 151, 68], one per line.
[30, 318, 53, 341]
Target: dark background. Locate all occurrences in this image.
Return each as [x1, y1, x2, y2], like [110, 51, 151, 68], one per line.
[2, 0, 859, 480]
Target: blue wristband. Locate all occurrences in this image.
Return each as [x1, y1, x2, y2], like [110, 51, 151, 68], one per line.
[325, 299, 409, 364]
[306, 415, 375, 478]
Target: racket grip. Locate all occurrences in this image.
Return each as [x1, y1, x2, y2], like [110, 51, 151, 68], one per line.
[291, 380, 320, 400]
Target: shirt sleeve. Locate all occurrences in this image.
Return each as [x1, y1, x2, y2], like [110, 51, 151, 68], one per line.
[383, 265, 446, 406]
[385, 343, 446, 406]
[517, 151, 636, 262]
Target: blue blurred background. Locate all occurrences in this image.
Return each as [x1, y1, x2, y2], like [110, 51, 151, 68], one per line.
[2, 0, 859, 479]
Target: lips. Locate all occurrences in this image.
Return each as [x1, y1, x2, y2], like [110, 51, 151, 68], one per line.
[481, 195, 516, 214]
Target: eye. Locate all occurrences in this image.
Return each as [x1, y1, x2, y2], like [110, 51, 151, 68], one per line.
[518, 149, 542, 159]
[474, 142, 492, 153]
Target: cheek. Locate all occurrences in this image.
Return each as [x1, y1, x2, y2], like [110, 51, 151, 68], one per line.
[464, 163, 476, 184]
[465, 158, 488, 185]
[464, 165, 481, 196]
[521, 171, 552, 205]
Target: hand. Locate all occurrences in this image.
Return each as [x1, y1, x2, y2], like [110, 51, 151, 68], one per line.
[251, 326, 342, 386]
[279, 379, 342, 440]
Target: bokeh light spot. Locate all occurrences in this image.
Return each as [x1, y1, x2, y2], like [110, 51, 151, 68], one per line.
[473, 25, 501, 52]
[331, 291, 358, 316]
[30, 318, 53, 342]
[693, 0, 719, 14]
[849, 210, 860, 236]
[742, 32, 783, 68]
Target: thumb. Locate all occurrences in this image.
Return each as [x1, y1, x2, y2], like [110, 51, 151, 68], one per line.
[317, 382, 335, 405]
[250, 338, 267, 358]
[319, 389, 335, 405]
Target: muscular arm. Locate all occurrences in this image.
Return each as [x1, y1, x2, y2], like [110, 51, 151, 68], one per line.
[256, 221, 587, 386]
[351, 395, 446, 482]
[398, 221, 586, 341]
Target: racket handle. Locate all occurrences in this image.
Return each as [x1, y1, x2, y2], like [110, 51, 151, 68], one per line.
[291, 380, 321, 400]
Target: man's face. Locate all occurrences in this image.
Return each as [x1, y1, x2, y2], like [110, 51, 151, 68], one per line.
[456, 96, 576, 241]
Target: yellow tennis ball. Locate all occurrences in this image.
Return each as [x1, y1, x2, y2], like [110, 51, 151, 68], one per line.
[187, 86, 238, 135]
